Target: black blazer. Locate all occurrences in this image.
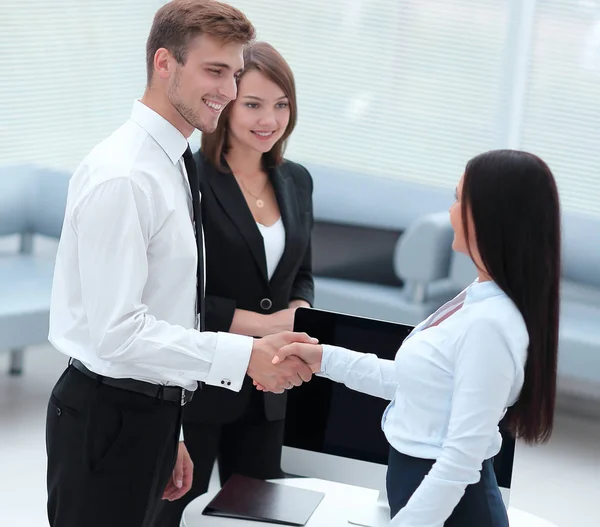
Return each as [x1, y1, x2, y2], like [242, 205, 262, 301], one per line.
[184, 151, 314, 424]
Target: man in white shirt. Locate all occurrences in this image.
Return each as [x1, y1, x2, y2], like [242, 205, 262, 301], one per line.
[45, 2, 314, 526]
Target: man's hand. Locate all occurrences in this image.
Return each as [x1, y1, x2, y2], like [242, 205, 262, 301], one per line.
[162, 441, 193, 501]
[248, 331, 318, 393]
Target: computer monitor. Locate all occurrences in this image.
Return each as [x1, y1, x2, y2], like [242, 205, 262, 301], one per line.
[283, 307, 515, 527]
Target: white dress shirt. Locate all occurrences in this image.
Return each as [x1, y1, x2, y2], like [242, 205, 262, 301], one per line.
[256, 217, 285, 280]
[49, 100, 253, 392]
[320, 280, 529, 527]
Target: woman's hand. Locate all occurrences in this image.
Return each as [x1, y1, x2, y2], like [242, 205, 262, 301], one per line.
[262, 300, 309, 335]
[288, 299, 310, 309]
[273, 342, 323, 373]
[236, 302, 309, 338]
[254, 342, 323, 392]
[263, 307, 298, 335]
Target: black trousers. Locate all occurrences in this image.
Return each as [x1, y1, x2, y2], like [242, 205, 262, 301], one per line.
[386, 447, 509, 526]
[46, 366, 182, 527]
[152, 389, 285, 527]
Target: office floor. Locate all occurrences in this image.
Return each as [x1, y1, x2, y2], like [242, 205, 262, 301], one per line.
[0, 345, 598, 527]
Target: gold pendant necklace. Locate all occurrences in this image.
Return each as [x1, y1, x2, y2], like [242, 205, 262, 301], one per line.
[237, 175, 269, 208]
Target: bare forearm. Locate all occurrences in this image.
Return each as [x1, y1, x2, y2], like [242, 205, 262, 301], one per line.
[230, 309, 268, 337]
[289, 299, 310, 308]
[231, 306, 298, 338]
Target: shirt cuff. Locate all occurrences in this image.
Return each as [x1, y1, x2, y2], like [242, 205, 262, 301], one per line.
[203, 332, 253, 391]
[317, 344, 337, 377]
[179, 425, 184, 442]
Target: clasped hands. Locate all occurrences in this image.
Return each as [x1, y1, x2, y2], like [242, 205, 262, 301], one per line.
[248, 331, 324, 393]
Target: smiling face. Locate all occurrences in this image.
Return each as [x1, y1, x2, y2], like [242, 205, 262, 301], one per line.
[165, 34, 244, 134]
[226, 69, 291, 156]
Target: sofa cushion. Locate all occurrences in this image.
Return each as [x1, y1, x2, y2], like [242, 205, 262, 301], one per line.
[559, 298, 600, 385]
[559, 281, 600, 385]
[0, 254, 54, 348]
[394, 211, 454, 283]
[0, 165, 70, 240]
[307, 164, 453, 230]
[0, 167, 35, 236]
[314, 276, 449, 327]
[562, 212, 600, 288]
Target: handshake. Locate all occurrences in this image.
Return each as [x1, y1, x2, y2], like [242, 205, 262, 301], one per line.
[247, 331, 324, 393]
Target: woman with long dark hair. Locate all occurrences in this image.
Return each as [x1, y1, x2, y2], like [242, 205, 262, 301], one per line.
[268, 149, 561, 526]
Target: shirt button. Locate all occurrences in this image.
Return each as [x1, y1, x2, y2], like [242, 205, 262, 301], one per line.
[260, 298, 273, 311]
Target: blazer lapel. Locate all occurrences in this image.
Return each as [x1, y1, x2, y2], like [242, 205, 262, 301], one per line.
[270, 163, 300, 286]
[205, 162, 269, 284]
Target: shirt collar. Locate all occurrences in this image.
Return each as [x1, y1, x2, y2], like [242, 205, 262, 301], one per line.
[464, 279, 505, 305]
[129, 100, 188, 165]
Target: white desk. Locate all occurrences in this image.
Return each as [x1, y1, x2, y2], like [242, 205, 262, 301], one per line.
[181, 477, 559, 527]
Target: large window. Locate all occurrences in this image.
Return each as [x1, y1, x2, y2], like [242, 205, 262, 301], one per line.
[520, 0, 600, 216]
[230, 0, 509, 188]
[0, 0, 165, 171]
[1, 0, 598, 216]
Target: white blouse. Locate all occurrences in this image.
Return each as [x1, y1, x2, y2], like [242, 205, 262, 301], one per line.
[320, 280, 529, 526]
[256, 217, 285, 280]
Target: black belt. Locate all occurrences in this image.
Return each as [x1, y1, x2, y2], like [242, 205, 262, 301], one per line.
[71, 359, 194, 406]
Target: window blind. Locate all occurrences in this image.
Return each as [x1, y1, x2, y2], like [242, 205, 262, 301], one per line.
[229, 0, 510, 188]
[1, 0, 597, 217]
[0, 0, 166, 172]
[519, 0, 600, 217]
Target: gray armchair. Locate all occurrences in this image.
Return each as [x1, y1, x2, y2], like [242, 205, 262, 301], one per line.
[0, 165, 70, 374]
[307, 163, 459, 326]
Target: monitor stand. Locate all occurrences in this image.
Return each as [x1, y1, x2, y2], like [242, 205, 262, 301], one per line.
[348, 488, 390, 527]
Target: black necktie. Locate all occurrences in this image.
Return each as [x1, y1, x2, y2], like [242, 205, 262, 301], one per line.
[183, 146, 205, 332]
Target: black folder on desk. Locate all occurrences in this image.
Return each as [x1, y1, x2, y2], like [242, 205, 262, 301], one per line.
[202, 474, 325, 526]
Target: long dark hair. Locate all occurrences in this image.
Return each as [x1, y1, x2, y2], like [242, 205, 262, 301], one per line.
[462, 149, 561, 444]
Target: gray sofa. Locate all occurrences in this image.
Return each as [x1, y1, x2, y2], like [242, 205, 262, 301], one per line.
[0, 165, 69, 373]
[557, 213, 600, 398]
[308, 164, 458, 326]
[308, 163, 600, 399]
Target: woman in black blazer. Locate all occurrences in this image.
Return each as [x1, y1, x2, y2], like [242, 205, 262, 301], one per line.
[154, 42, 314, 526]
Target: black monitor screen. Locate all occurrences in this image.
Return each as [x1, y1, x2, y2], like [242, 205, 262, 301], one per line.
[287, 308, 413, 465]
[287, 307, 515, 489]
